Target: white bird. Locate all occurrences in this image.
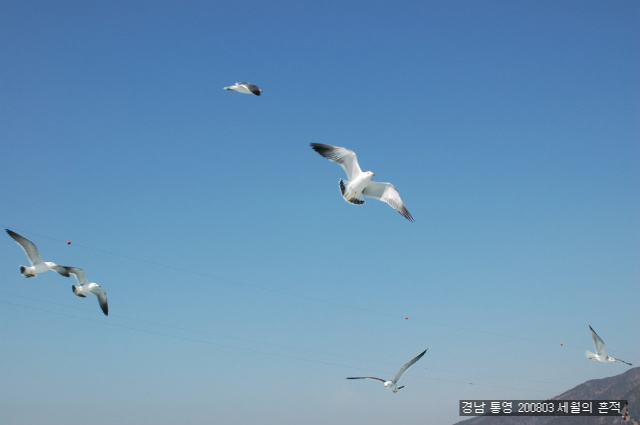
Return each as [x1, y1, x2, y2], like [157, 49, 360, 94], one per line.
[6, 229, 70, 278]
[310, 143, 414, 221]
[67, 267, 109, 316]
[223, 82, 262, 96]
[586, 325, 631, 365]
[347, 349, 427, 392]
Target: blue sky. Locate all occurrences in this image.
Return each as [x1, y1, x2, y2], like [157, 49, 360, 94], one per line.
[1, 1, 638, 424]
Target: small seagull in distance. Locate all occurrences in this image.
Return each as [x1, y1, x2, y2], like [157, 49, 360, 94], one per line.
[311, 143, 414, 221]
[347, 348, 427, 392]
[67, 267, 109, 316]
[223, 82, 262, 96]
[5, 229, 70, 278]
[586, 325, 632, 366]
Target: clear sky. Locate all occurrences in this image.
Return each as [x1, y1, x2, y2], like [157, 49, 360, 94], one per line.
[1, 1, 638, 424]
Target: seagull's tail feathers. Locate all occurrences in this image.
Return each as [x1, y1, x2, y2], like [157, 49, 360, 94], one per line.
[585, 350, 597, 360]
[339, 179, 348, 196]
[72, 285, 87, 297]
[339, 180, 365, 205]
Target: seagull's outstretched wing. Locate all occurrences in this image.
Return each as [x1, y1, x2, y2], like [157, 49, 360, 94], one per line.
[362, 181, 414, 222]
[392, 349, 427, 384]
[6, 229, 44, 266]
[49, 265, 70, 276]
[311, 143, 363, 181]
[90, 287, 109, 316]
[240, 82, 262, 96]
[589, 326, 607, 357]
[66, 267, 89, 285]
[346, 377, 386, 383]
[613, 357, 633, 366]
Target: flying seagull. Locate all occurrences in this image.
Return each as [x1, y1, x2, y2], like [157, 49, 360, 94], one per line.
[67, 267, 109, 316]
[223, 82, 262, 96]
[347, 348, 427, 392]
[5, 229, 70, 278]
[310, 143, 414, 221]
[586, 325, 632, 365]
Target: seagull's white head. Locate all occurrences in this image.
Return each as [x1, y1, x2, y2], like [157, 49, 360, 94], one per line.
[383, 381, 404, 393]
[361, 171, 375, 183]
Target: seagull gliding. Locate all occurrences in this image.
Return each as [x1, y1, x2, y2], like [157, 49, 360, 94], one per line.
[586, 325, 632, 366]
[347, 348, 427, 392]
[310, 143, 414, 221]
[223, 82, 262, 96]
[67, 267, 109, 316]
[5, 229, 70, 278]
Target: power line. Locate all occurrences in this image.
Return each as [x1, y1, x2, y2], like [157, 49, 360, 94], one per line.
[3, 228, 636, 392]
[0, 290, 571, 392]
[5, 228, 611, 353]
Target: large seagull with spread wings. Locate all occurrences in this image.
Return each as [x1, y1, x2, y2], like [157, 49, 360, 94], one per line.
[347, 349, 427, 392]
[6, 229, 70, 278]
[310, 143, 414, 221]
[67, 267, 109, 316]
[586, 325, 632, 365]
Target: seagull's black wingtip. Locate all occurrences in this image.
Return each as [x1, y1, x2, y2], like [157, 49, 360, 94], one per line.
[401, 209, 415, 222]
